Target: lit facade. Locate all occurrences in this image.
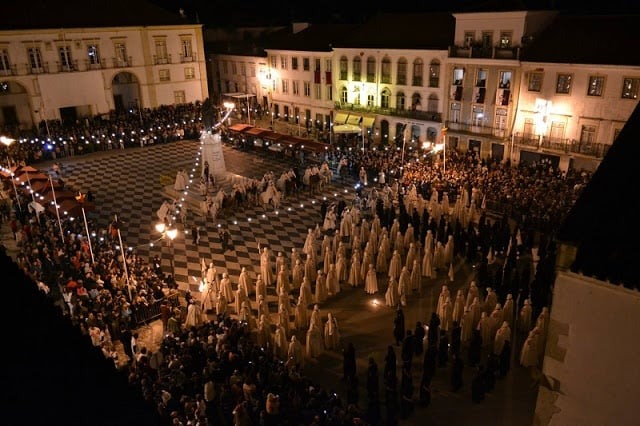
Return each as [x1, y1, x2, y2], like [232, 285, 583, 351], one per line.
[0, 24, 209, 129]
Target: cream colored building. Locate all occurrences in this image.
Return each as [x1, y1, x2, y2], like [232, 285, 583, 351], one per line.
[0, 4, 208, 129]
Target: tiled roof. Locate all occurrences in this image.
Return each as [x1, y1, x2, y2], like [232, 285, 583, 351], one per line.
[0, 0, 187, 30]
[558, 101, 640, 290]
[264, 24, 358, 52]
[521, 14, 640, 66]
[333, 13, 455, 50]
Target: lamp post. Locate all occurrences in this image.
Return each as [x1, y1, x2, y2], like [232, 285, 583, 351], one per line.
[1, 136, 21, 212]
[155, 222, 178, 277]
[113, 214, 131, 300]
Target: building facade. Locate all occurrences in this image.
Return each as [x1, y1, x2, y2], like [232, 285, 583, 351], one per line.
[0, 24, 208, 129]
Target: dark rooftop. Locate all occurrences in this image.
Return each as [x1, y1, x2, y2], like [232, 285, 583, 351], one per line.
[521, 14, 640, 66]
[264, 24, 359, 52]
[0, 0, 188, 30]
[557, 101, 640, 290]
[333, 13, 455, 50]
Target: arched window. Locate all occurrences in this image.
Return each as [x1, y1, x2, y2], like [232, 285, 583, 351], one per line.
[339, 56, 348, 80]
[353, 57, 361, 81]
[381, 56, 391, 83]
[397, 58, 407, 85]
[429, 59, 440, 87]
[412, 58, 423, 86]
[366, 56, 376, 82]
[396, 91, 405, 111]
[427, 93, 438, 113]
[341, 86, 348, 104]
[411, 93, 422, 110]
[380, 88, 391, 109]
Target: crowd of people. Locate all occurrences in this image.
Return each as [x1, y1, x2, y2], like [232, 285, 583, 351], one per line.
[0, 100, 594, 425]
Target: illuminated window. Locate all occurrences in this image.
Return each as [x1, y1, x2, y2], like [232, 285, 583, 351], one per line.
[550, 121, 565, 141]
[367, 94, 374, 107]
[499, 31, 512, 48]
[181, 39, 192, 60]
[184, 67, 195, 80]
[429, 60, 440, 87]
[499, 71, 512, 89]
[475, 69, 487, 87]
[353, 57, 361, 81]
[281, 79, 289, 94]
[587, 76, 605, 96]
[174, 90, 185, 104]
[159, 69, 170, 81]
[621, 77, 639, 99]
[240, 63, 246, 76]
[339, 56, 348, 80]
[366, 56, 375, 82]
[280, 56, 287, 69]
[396, 91, 405, 110]
[154, 39, 168, 63]
[114, 43, 127, 66]
[556, 74, 572, 94]
[341, 86, 348, 103]
[270, 56, 277, 68]
[292, 80, 299, 95]
[303, 81, 311, 97]
[580, 125, 596, 143]
[380, 88, 390, 108]
[326, 86, 332, 101]
[453, 67, 464, 86]
[412, 58, 423, 86]
[528, 72, 543, 92]
[397, 58, 407, 85]
[59, 46, 72, 69]
[0, 49, 11, 72]
[464, 31, 474, 47]
[87, 45, 100, 65]
[381, 57, 391, 84]
[315, 58, 321, 72]
[315, 84, 321, 99]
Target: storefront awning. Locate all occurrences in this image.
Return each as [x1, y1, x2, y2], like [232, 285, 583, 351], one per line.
[228, 123, 253, 132]
[362, 116, 375, 128]
[244, 127, 270, 136]
[346, 114, 362, 125]
[334, 112, 348, 125]
[333, 124, 362, 134]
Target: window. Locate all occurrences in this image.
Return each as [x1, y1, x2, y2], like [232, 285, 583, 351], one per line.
[411, 93, 422, 110]
[0, 49, 10, 73]
[427, 94, 438, 112]
[222, 61, 228, 74]
[181, 39, 192, 60]
[412, 58, 423, 86]
[87, 45, 100, 65]
[381, 88, 390, 108]
[114, 42, 127, 65]
[366, 56, 375, 82]
[453, 67, 464, 85]
[499, 31, 512, 48]
[325, 59, 332, 72]
[353, 87, 361, 105]
[472, 105, 484, 126]
[250, 65, 255, 77]
[621, 77, 639, 99]
[550, 121, 565, 141]
[315, 84, 322, 99]
[367, 94, 374, 107]
[174, 90, 185, 104]
[304, 81, 311, 97]
[159, 69, 170, 81]
[528, 72, 543, 92]
[475, 69, 487, 87]
[292, 80, 299, 95]
[281, 79, 289, 94]
[587, 76, 605, 96]
[184, 67, 195, 80]
[397, 58, 407, 85]
[481, 31, 493, 49]
[315, 58, 321, 72]
[381, 57, 391, 84]
[240, 63, 246, 76]
[464, 31, 475, 47]
[231, 62, 237, 75]
[429, 60, 440, 87]
[270, 56, 277, 68]
[155, 39, 168, 63]
[339, 56, 348, 80]
[341, 87, 348, 104]
[326, 86, 333, 101]
[59, 46, 72, 69]
[396, 92, 405, 110]
[303, 57, 310, 71]
[556, 73, 572, 94]
[353, 57, 361, 81]
[499, 71, 512, 89]
[292, 57, 298, 70]
[580, 125, 596, 144]
[450, 102, 461, 123]
[523, 118, 535, 138]
[280, 56, 287, 69]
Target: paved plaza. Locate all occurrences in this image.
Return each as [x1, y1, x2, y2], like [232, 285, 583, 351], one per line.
[10, 138, 539, 425]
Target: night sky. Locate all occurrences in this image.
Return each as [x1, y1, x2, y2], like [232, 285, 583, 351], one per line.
[151, 0, 639, 26]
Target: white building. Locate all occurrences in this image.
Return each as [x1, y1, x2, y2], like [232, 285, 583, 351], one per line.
[0, 1, 208, 130]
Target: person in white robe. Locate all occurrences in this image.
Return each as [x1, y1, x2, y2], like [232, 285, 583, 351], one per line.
[364, 264, 379, 294]
[519, 298, 533, 333]
[310, 304, 321, 327]
[238, 267, 253, 297]
[360, 250, 373, 282]
[220, 272, 234, 304]
[275, 252, 287, 278]
[393, 232, 405, 258]
[287, 336, 304, 369]
[239, 301, 256, 331]
[278, 289, 291, 317]
[257, 295, 271, 325]
[303, 228, 316, 256]
[477, 312, 492, 347]
[304, 254, 317, 283]
[325, 263, 340, 296]
[484, 287, 498, 314]
[235, 283, 249, 315]
[294, 295, 309, 331]
[257, 314, 272, 349]
[388, 250, 402, 281]
[291, 248, 302, 275]
[470, 296, 482, 329]
[403, 225, 415, 249]
[260, 247, 274, 287]
[323, 246, 333, 275]
[201, 279, 217, 314]
[174, 169, 187, 191]
[292, 260, 304, 288]
[452, 289, 465, 324]
[436, 285, 450, 316]
[215, 291, 227, 316]
[405, 243, 417, 271]
[299, 277, 313, 306]
[520, 329, 539, 368]
[502, 294, 514, 327]
[398, 266, 411, 306]
[277, 304, 290, 338]
[348, 253, 362, 288]
[306, 319, 323, 358]
[494, 321, 511, 355]
[324, 313, 340, 350]
[410, 260, 421, 292]
[466, 281, 479, 308]
[385, 277, 399, 308]
[443, 235, 454, 266]
[206, 263, 219, 291]
[336, 253, 348, 283]
[274, 323, 288, 359]
[440, 297, 453, 332]
[276, 265, 291, 296]
[490, 303, 504, 336]
[255, 274, 266, 306]
[323, 206, 337, 231]
[314, 270, 327, 303]
[433, 241, 445, 270]
[461, 308, 473, 343]
[421, 244, 434, 279]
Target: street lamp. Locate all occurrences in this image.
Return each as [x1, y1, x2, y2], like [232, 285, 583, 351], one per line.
[155, 222, 178, 277]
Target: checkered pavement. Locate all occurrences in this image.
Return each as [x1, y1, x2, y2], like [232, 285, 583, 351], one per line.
[51, 141, 360, 312]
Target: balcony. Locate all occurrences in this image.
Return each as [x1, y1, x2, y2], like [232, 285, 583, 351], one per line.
[25, 62, 50, 75]
[513, 133, 611, 159]
[179, 54, 194, 63]
[56, 60, 79, 72]
[446, 121, 507, 138]
[335, 102, 441, 123]
[449, 45, 520, 60]
[153, 54, 172, 65]
[112, 56, 132, 68]
[0, 65, 17, 76]
[84, 59, 106, 70]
